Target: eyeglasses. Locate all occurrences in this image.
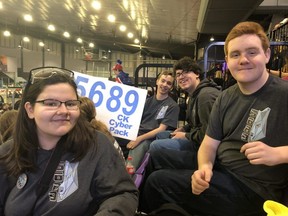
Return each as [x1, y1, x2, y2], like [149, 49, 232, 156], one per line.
[175, 70, 190, 78]
[28, 67, 74, 84]
[35, 99, 81, 110]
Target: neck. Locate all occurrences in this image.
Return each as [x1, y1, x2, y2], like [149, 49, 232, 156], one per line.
[156, 92, 168, 100]
[238, 72, 269, 95]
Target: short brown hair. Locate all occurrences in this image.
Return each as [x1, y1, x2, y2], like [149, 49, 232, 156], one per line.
[157, 70, 174, 80]
[224, 21, 270, 56]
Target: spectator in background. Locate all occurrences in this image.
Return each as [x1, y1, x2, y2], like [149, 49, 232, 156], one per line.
[79, 96, 125, 161]
[112, 59, 133, 85]
[13, 99, 22, 110]
[0, 67, 138, 215]
[0, 110, 18, 145]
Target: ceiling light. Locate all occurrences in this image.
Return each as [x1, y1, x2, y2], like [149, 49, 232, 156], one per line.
[63, 31, 70, 38]
[162, 55, 165, 60]
[89, 42, 94, 48]
[47, 48, 50, 52]
[210, 35, 214, 41]
[23, 36, 30, 42]
[134, 38, 139, 44]
[39, 41, 45, 47]
[91, 1, 101, 10]
[76, 37, 83, 43]
[3, 30, 11, 37]
[24, 14, 33, 22]
[127, 32, 134, 38]
[107, 14, 116, 23]
[48, 24, 55, 31]
[119, 25, 126, 32]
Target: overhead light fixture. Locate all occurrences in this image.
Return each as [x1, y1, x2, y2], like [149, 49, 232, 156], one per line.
[210, 35, 214, 42]
[39, 41, 45, 47]
[23, 36, 30, 42]
[107, 14, 116, 23]
[63, 31, 70, 38]
[89, 42, 94, 48]
[119, 25, 126, 32]
[127, 32, 134, 38]
[3, 30, 11, 37]
[24, 14, 33, 22]
[76, 37, 83, 43]
[48, 24, 55, 31]
[162, 55, 165, 60]
[134, 38, 139, 44]
[91, 1, 101, 10]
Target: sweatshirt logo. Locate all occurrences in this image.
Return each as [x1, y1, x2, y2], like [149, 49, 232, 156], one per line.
[49, 161, 79, 202]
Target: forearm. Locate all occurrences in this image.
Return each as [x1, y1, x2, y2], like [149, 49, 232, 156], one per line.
[275, 146, 288, 164]
[96, 192, 138, 216]
[197, 135, 219, 170]
[137, 125, 167, 142]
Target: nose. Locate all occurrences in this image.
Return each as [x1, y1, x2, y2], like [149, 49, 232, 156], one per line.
[239, 54, 249, 64]
[57, 102, 69, 112]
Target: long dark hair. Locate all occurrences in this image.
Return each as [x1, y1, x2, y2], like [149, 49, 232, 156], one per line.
[0, 68, 96, 176]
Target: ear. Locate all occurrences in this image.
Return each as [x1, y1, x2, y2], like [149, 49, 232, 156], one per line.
[24, 102, 35, 119]
[265, 48, 271, 64]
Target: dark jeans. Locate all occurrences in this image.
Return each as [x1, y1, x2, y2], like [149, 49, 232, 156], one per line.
[140, 149, 266, 216]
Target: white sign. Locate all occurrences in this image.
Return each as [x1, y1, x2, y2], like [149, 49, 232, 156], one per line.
[74, 72, 147, 140]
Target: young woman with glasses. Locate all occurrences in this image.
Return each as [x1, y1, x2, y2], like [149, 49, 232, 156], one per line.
[0, 67, 138, 216]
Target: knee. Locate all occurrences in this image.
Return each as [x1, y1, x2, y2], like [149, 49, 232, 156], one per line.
[149, 140, 164, 151]
[145, 170, 165, 189]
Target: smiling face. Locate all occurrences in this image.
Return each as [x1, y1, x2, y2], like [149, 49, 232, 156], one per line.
[25, 83, 80, 149]
[226, 34, 270, 93]
[176, 70, 200, 95]
[156, 74, 174, 96]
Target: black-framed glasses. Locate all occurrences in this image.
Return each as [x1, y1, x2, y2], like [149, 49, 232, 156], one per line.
[175, 70, 190, 78]
[35, 99, 81, 110]
[28, 67, 74, 84]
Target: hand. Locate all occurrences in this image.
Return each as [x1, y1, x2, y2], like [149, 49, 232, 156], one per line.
[170, 131, 187, 139]
[126, 140, 140, 149]
[174, 127, 185, 132]
[240, 141, 278, 166]
[191, 168, 212, 195]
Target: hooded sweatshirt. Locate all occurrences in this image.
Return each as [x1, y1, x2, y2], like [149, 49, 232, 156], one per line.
[183, 78, 221, 150]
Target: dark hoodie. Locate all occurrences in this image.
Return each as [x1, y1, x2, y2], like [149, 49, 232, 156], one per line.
[183, 78, 221, 150]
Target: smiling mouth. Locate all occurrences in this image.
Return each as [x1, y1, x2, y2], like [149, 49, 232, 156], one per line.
[54, 119, 69, 122]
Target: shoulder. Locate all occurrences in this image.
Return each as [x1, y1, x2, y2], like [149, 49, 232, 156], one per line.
[166, 96, 178, 105]
[269, 74, 288, 88]
[86, 130, 116, 157]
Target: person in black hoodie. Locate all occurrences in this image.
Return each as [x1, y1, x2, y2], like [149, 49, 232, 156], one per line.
[149, 56, 221, 153]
